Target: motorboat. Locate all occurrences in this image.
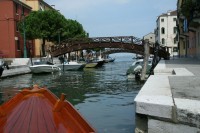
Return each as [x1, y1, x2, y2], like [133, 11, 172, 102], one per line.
[127, 58, 152, 79]
[104, 57, 115, 63]
[56, 61, 86, 71]
[92, 57, 105, 67]
[0, 85, 96, 132]
[131, 58, 152, 66]
[29, 61, 60, 74]
[85, 62, 98, 68]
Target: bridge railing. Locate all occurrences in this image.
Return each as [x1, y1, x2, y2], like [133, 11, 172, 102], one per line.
[51, 36, 143, 52]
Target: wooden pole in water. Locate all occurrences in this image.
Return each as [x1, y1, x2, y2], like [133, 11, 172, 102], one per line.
[141, 39, 150, 81]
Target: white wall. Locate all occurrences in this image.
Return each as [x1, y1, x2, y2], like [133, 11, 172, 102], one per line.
[156, 11, 178, 56]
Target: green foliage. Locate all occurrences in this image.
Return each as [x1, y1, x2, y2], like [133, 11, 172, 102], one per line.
[181, 0, 199, 20]
[19, 10, 66, 41]
[63, 19, 87, 39]
[18, 10, 87, 42]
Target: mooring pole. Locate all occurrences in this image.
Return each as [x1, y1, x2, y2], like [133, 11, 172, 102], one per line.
[141, 39, 149, 81]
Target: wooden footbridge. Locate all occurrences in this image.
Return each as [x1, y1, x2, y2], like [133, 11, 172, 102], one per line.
[50, 36, 170, 60]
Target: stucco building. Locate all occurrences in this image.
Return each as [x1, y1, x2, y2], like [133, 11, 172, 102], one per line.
[155, 10, 178, 56]
[20, 0, 54, 57]
[143, 32, 155, 43]
[0, 0, 32, 58]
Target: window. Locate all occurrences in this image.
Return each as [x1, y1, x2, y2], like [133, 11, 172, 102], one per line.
[173, 27, 177, 34]
[17, 40, 20, 50]
[16, 22, 19, 32]
[173, 47, 178, 52]
[22, 7, 25, 15]
[173, 18, 177, 21]
[174, 38, 177, 44]
[40, 3, 44, 11]
[161, 27, 165, 34]
[162, 38, 165, 44]
[16, 4, 18, 14]
[161, 18, 164, 22]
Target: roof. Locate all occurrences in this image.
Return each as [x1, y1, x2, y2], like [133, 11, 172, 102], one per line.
[159, 10, 177, 17]
[13, 0, 32, 10]
[143, 32, 155, 37]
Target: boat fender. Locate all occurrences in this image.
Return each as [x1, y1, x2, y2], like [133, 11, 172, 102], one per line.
[53, 93, 66, 112]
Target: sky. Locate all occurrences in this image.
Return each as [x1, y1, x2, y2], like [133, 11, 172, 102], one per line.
[45, 0, 177, 38]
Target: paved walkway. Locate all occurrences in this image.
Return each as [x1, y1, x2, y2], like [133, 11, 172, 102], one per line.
[166, 58, 200, 76]
[135, 57, 200, 133]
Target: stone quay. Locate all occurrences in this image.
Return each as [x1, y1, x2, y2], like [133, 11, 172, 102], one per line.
[135, 58, 200, 133]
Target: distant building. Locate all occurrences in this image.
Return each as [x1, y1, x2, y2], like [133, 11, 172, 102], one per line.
[143, 32, 155, 43]
[0, 0, 32, 58]
[155, 10, 178, 56]
[177, 0, 200, 58]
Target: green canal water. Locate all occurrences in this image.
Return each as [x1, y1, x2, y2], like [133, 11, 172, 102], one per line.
[0, 54, 142, 133]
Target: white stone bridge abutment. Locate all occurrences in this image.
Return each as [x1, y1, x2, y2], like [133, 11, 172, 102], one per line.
[134, 58, 200, 133]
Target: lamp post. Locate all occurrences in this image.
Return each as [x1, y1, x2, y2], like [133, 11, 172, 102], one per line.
[22, 15, 27, 58]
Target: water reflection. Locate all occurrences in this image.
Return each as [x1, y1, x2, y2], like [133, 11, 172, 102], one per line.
[0, 55, 142, 133]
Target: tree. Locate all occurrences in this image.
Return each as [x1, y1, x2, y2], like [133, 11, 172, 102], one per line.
[63, 19, 87, 39]
[19, 10, 67, 56]
[19, 10, 88, 56]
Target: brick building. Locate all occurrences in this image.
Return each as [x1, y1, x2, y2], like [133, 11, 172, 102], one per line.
[0, 0, 33, 58]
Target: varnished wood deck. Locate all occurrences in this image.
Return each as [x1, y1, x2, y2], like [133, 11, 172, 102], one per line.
[0, 85, 95, 133]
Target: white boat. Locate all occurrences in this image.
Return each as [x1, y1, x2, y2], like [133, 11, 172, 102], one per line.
[29, 64, 61, 74]
[131, 58, 152, 66]
[127, 58, 153, 79]
[85, 62, 98, 68]
[56, 61, 85, 71]
[104, 57, 115, 63]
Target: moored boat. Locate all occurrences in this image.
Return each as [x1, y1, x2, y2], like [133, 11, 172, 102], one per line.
[29, 60, 60, 74]
[56, 61, 86, 71]
[29, 64, 61, 74]
[126, 59, 152, 79]
[104, 57, 115, 63]
[84, 62, 98, 68]
[0, 85, 95, 133]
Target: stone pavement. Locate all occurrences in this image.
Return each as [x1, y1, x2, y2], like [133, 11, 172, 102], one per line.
[134, 57, 200, 133]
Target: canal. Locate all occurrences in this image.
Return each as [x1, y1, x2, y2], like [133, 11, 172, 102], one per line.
[0, 53, 142, 133]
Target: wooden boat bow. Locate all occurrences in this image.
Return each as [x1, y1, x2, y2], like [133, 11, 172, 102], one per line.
[0, 85, 95, 133]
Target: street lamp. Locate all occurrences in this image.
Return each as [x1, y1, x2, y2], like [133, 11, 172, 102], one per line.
[22, 14, 27, 58]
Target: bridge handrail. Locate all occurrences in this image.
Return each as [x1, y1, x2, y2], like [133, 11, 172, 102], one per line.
[51, 36, 143, 52]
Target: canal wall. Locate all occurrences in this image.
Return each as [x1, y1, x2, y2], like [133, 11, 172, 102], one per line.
[134, 58, 200, 133]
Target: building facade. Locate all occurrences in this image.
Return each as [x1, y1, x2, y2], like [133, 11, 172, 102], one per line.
[21, 0, 54, 57]
[155, 10, 178, 56]
[177, 0, 200, 58]
[143, 32, 155, 43]
[0, 0, 32, 58]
